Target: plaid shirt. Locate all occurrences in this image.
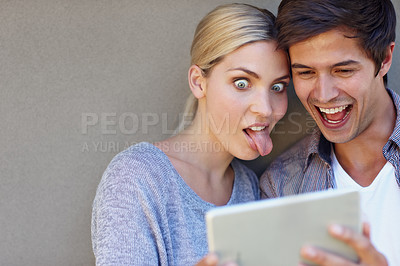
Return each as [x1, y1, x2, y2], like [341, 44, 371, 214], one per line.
[260, 88, 400, 198]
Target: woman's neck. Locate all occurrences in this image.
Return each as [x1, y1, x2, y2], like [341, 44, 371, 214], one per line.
[154, 116, 235, 205]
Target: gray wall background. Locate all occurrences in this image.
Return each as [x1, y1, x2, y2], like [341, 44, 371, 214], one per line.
[1, 0, 399, 265]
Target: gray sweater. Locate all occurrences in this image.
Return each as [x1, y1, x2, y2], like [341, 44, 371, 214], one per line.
[91, 142, 259, 265]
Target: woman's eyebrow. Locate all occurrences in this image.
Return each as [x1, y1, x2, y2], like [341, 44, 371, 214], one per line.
[226, 67, 259, 79]
[272, 75, 291, 83]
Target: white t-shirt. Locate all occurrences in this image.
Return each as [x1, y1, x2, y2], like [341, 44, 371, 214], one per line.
[332, 151, 400, 266]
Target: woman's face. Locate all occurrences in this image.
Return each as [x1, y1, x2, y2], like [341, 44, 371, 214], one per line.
[202, 41, 290, 160]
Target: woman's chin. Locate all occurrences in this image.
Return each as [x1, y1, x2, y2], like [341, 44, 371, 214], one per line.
[234, 149, 262, 161]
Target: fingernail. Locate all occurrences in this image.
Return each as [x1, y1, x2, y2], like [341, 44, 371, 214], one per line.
[330, 224, 344, 235]
[302, 246, 317, 258]
[206, 254, 218, 264]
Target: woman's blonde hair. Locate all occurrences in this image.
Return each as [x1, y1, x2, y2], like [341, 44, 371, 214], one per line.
[176, 3, 278, 133]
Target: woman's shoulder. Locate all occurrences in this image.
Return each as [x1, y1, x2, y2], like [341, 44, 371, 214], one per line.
[111, 141, 166, 165]
[100, 142, 174, 186]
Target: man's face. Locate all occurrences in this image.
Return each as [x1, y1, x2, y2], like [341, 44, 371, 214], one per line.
[289, 28, 386, 144]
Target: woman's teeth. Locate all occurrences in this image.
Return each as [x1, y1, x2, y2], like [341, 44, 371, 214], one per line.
[319, 105, 348, 114]
[249, 126, 265, 131]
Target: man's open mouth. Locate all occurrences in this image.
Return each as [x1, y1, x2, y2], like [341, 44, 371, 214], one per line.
[317, 104, 352, 124]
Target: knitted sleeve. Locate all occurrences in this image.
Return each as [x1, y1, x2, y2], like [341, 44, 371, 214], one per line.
[91, 148, 170, 265]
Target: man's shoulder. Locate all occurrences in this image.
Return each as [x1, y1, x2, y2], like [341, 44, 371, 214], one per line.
[260, 135, 314, 197]
[269, 135, 313, 172]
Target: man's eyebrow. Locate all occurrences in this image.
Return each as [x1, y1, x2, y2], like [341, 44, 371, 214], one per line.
[332, 60, 360, 67]
[291, 63, 311, 69]
[291, 60, 361, 69]
[227, 67, 259, 79]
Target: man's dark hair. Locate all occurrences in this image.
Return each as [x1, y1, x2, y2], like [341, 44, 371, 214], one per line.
[277, 0, 396, 81]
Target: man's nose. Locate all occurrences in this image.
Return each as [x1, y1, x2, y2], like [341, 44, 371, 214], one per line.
[313, 74, 339, 103]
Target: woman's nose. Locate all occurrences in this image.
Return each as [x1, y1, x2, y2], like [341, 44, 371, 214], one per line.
[249, 90, 273, 117]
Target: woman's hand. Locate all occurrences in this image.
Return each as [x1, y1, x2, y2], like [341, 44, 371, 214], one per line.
[196, 254, 219, 266]
[195, 254, 237, 266]
[299, 223, 388, 266]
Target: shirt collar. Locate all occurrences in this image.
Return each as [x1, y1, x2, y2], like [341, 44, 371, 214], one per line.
[304, 129, 332, 171]
[386, 88, 400, 149]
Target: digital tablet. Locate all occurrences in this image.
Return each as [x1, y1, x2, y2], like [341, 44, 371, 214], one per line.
[206, 189, 361, 266]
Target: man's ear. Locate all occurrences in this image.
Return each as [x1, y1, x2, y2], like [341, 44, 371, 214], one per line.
[379, 42, 395, 77]
[188, 65, 207, 99]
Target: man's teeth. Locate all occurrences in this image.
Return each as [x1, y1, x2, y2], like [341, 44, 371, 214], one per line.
[319, 105, 348, 114]
[323, 116, 342, 124]
[249, 126, 265, 131]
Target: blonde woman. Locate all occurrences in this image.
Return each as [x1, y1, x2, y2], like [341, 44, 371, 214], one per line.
[91, 3, 290, 265]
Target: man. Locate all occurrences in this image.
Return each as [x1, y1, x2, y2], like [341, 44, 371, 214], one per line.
[261, 0, 399, 265]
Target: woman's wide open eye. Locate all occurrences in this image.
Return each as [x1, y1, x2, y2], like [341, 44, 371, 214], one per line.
[271, 83, 285, 92]
[234, 79, 250, 90]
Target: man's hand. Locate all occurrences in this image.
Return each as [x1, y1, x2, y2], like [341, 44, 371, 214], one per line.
[299, 223, 388, 266]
